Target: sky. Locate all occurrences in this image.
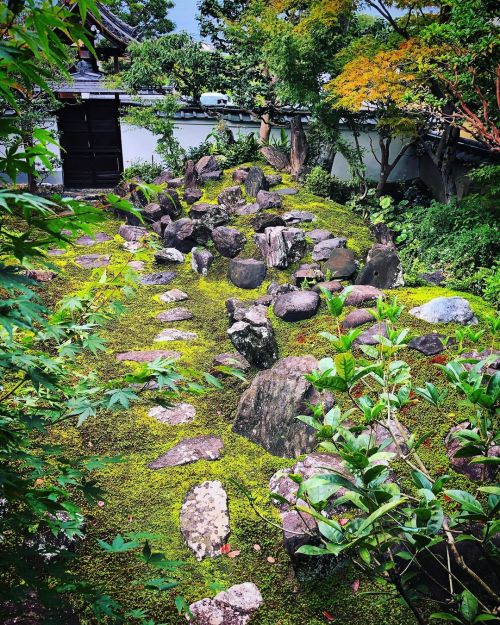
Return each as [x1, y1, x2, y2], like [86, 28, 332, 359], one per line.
[170, 0, 200, 36]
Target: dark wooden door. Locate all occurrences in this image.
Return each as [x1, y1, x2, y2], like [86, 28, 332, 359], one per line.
[58, 99, 123, 188]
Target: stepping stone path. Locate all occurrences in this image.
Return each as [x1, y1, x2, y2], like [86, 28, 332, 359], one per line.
[408, 333, 448, 356]
[76, 233, 112, 246]
[116, 350, 180, 363]
[156, 307, 193, 322]
[148, 436, 223, 469]
[409, 296, 478, 325]
[74, 254, 110, 269]
[180, 480, 230, 560]
[189, 583, 263, 625]
[155, 329, 198, 342]
[148, 403, 196, 425]
[140, 271, 176, 286]
[159, 289, 188, 303]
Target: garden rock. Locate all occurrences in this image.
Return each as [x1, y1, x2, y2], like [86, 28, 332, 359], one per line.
[354, 322, 387, 346]
[164, 218, 210, 253]
[322, 248, 357, 279]
[232, 168, 249, 183]
[212, 226, 247, 258]
[158, 190, 182, 219]
[408, 333, 448, 356]
[25, 269, 56, 282]
[445, 423, 499, 481]
[312, 280, 343, 294]
[118, 225, 147, 242]
[234, 202, 261, 215]
[157, 307, 193, 322]
[190, 203, 229, 230]
[256, 190, 282, 209]
[159, 289, 188, 303]
[47, 249, 66, 256]
[409, 297, 478, 325]
[245, 167, 269, 197]
[74, 254, 109, 269]
[282, 210, 315, 224]
[116, 350, 180, 363]
[260, 145, 290, 171]
[180, 480, 230, 560]
[184, 187, 203, 205]
[293, 264, 324, 286]
[312, 238, 347, 261]
[213, 352, 251, 371]
[228, 321, 278, 370]
[151, 215, 172, 237]
[228, 258, 267, 289]
[154, 248, 184, 264]
[148, 403, 196, 425]
[267, 282, 299, 299]
[143, 202, 163, 222]
[167, 177, 184, 188]
[233, 356, 335, 457]
[140, 271, 176, 286]
[184, 159, 198, 189]
[461, 349, 500, 377]
[128, 261, 145, 271]
[195, 155, 219, 178]
[254, 227, 306, 269]
[192, 248, 213, 276]
[308, 229, 332, 243]
[148, 436, 223, 469]
[218, 186, 246, 214]
[76, 233, 111, 246]
[276, 187, 298, 195]
[266, 174, 283, 186]
[362, 421, 411, 456]
[153, 170, 173, 185]
[419, 270, 446, 286]
[342, 308, 374, 329]
[344, 285, 383, 307]
[155, 329, 198, 341]
[189, 582, 263, 625]
[274, 291, 320, 322]
[251, 213, 286, 232]
[355, 244, 404, 289]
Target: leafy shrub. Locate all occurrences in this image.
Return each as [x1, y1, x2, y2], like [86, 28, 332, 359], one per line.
[123, 159, 164, 183]
[305, 166, 353, 202]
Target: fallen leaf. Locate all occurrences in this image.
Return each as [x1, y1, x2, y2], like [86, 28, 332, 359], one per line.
[351, 579, 360, 593]
[220, 543, 231, 555]
[227, 550, 241, 558]
[322, 610, 334, 621]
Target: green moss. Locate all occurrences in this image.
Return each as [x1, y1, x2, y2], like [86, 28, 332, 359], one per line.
[39, 166, 497, 625]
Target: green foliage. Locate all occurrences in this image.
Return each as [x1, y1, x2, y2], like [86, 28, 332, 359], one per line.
[305, 167, 353, 202]
[105, 0, 174, 37]
[123, 160, 164, 184]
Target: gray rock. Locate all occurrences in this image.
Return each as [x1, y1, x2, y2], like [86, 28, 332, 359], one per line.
[184, 159, 199, 189]
[293, 265, 324, 286]
[148, 403, 196, 425]
[260, 145, 290, 171]
[195, 155, 219, 177]
[232, 168, 249, 183]
[276, 187, 298, 195]
[218, 186, 246, 214]
[154, 248, 184, 264]
[322, 248, 357, 279]
[408, 333, 447, 356]
[228, 259, 266, 289]
[74, 254, 109, 269]
[256, 190, 282, 209]
[159, 289, 188, 304]
[355, 322, 388, 346]
[460, 349, 500, 377]
[342, 308, 374, 329]
[156, 307, 193, 322]
[356, 244, 404, 289]
[282, 211, 315, 224]
[274, 291, 320, 322]
[252, 213, 286, 233]
[233, 356, 335, 457]
[25, 269, 57, 282]
[200, 170, 222, 183]
[190, 203, 229, 230]
[245, 166, 269, 197]
[363, 420, 411, 456]
[75, 233, 112, 246]
[307, 229, 331, 243]
[158, 190, 182, 219]
[180, 480, 230, 560]
[254, 226, 306, 269]
[47, 248, 66, 256]
[184, 187, 203, 205]
[228, 321, 278, 370]
[189, 582, 263, 625]
[446, 423, 499, 481]
[140, 271, 176, 286]
[419, 270, 446, 286]
[266, 174, 283, 186]
[151, 215, 172, 237]
[234, 202, 261, 215]
[164, 218, 210, 253]
[191, 248, 213, 276]
[155, 329, 198, 341]
[118, 225, 147, 242]
[409, 297, 478, 325]
[212, 226, 247, 258]
[312, 238, 347, 261]
[312, 280, 343, 294]
[128, 260, 145, 271]
[167, 177, 184, 188]
[148, 436, 223, 469]
[143, 202, 163, 222]
[116, 350, 180, 363]
[213, 352, 251, 371]
[344, 285, 383, 307]
[267, 282, 299, 298]
[226, 299, 256, 324]
[153, 170, 173, 185]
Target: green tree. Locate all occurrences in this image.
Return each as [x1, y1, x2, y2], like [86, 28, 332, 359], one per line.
[106, 0, 175, 37]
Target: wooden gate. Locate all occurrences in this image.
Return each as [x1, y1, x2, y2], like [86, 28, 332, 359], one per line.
[58, 99, 123, 188]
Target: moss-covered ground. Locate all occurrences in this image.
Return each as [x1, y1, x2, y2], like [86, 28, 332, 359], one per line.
[41, 164, 497, 625]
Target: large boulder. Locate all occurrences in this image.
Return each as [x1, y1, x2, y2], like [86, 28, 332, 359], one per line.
[344, 285, 383, 307]
[322, 248, 357, 279]
[184, 187, 203, 205]
[191, 248, 213, 276]
[228, 258, 267, 289]
[189, 583, 263, 625]
[118, 225, 147, 242]
[256, 190, 282, 210]
[409, 297, 478, 325]
[274, 291, 320, 322]
[158, 190, 182, 219]
[195, 155, 219, 178]
[259, 145, 290, 171]
[212, 226, 247, 258]
[312, 238, 347, 261]
[190, 202, 229, 230]
[180, 480, 230, 560]
[218, 186, 246, 214]
[245, 167, 269, 197]
[228, 319, 278, 370]
[254, 227, 306, 269]
[184, 159, 199, 189]
[233, 356, 334, 457]
[164, 218, 210, 253]
[252, 213, 286, 233]
[355, 244, 404, 289]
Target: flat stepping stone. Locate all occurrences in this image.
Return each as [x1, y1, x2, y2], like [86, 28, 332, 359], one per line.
[140, 271, 176, 286]
[76, 233, 112, 246]
[159, 289, 189, 303]
[156, 307, 193, 322]
[276, 187, 298, 195]
[344, 285, 383, 307]
[282, 211, 315, 224]
[409, 296, 477, 325]
[148, 403, 196, 425]
[128, 260, 145, 271]
[355, 322, 388, 346]
[408, 333, 447, 356]
[155, 329, 198, 342]
[180, 480, 230, 560]
[342, 308, 374, 329]
[47, 248, 66, 256]
[189, 583, 263, 625]
[116, 350, 181, 363]
[74, 254, 110, 269]
[148, 436, 223, 469]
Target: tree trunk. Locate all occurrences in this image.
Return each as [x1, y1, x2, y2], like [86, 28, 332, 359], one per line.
[24, 133, 37, 194]
[290, 114, 308, 179]
[437, 122, 459, 203]
[259, 112, 272, 144]
[375, 135, 391, 197]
